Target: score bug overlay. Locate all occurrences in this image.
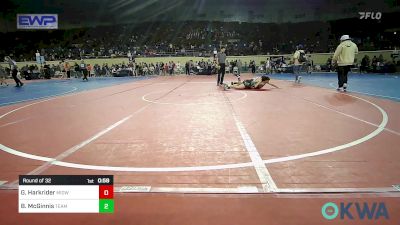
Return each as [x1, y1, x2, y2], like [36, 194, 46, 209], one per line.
[18, 175, 114, 213]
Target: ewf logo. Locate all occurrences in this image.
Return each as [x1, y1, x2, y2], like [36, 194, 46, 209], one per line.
[17, 14, 58, 29]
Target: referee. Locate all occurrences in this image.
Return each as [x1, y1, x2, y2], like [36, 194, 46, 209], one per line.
[333, 35, 358, 91]
[216, 47, 226, 86]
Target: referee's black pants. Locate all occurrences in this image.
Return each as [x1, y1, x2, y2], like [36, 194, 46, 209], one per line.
[217, 63, 226, 85]
[337, 65, 351, 88]
[12, 73, 23, 86]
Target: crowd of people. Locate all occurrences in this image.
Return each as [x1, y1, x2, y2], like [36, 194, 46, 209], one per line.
[2, 27, 399, 88]
[359, 54, 398, 73]
[324, 53, 399, 74]
[0, 56, 283, 87]
[2, 49, 398, 87]
[1, 19, 398, 62]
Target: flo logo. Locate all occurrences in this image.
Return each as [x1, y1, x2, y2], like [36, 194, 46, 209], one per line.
[321, 202, 389, 220]
[359, 12, 382, 19]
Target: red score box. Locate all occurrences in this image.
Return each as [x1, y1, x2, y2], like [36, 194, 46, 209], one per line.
[99, 185, 114, 199]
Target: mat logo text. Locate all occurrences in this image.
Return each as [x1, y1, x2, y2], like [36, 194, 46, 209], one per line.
[359, 12, 382, 19]
[321, 202, 389, 220]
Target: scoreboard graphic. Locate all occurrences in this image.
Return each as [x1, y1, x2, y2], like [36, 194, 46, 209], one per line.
[19, 175, 114, 213]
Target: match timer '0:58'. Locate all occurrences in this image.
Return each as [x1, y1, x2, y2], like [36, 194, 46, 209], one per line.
[97, 177, 111, 184]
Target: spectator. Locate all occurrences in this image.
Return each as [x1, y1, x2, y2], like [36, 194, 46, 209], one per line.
[43, 62, 51, 79]
[265, 58, 271, 74]
[87, 64, 93, 77]
[185, 61, 190, 75]
[74, 62, 80, 78]
[372, 56, 378, 72]
[80, 60, 88, 81]
[360, 55, 370, 73]
[237, 59, 242, 77]
[326, 56, 333, 71]
[292, 45, 306, 83]
[0, 65, 9, 86]
[307, 55, 313, 74]
[250, 60, 256, 74]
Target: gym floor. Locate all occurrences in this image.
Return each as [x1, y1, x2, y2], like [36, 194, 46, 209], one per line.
[0, 73, 399, 224]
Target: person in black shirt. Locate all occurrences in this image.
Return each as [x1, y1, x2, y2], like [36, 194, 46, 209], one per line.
[360, 55, 370, 73]
[250, 60, 256, 74]
[185, 61, 190, 75]
[371, 56, 378, 72]
[43, 63, 51, 79]
[216, 47, 227, 86]
[5, 56, 23, 87]
[11, 66, 24, 87]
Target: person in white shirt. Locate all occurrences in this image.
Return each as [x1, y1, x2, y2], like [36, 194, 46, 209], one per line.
[292, 45, 306, 83]
[127, 51, 132, 62]
[265, 58, 271, 74]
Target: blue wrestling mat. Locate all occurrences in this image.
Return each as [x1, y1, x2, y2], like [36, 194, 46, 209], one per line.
[0, 77, 152, 106]
[263, 72, 400, 102]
